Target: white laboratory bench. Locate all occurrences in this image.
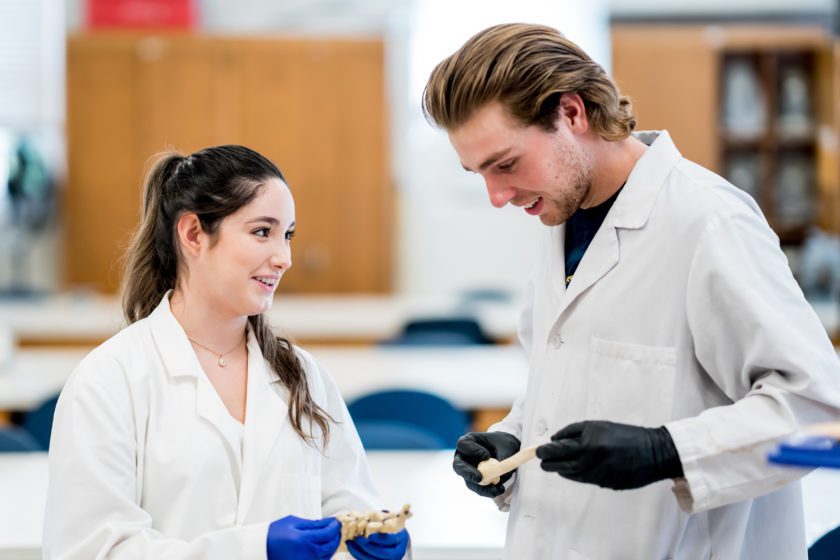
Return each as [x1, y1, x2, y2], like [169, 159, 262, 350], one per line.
[0, 293, 522, 345]
[0, 345, 528, 413]
[0, 450, 508, 560]
[2, 451, 840, 560]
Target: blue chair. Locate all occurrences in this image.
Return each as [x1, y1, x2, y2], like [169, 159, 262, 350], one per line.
[348, 389, 470, 449]
[0, 426, 41, 452]
[353, 420, 447, 450]
[382, 317, 493, 346]
[19, 393, 59, 450]
[810, 524, 840, 559]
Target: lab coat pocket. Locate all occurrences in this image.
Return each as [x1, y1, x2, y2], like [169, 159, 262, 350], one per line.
[273, 474, 323, 519]
[586, 337, 677, 426]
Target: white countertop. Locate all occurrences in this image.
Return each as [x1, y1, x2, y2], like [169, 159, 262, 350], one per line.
[2, 292, 837, 345]
[0, 345, 529, 412]
[0, 293, 522, 343]
[2, 451, 839, 560]
[0, 451, 508, 560]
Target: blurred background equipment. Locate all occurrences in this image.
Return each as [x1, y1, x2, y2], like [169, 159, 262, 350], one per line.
[0, 0, 65, 298]
[0, 132, 57, 298]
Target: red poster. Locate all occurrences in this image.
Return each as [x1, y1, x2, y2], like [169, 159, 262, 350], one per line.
[87, 0, 196, 29]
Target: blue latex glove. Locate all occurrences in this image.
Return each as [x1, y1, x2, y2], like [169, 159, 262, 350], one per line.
[347, 529, 409, 560]
[266, 515, 341, 560]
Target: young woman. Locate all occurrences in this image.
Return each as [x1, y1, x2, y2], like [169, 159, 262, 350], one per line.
[44, 145, 409, 560]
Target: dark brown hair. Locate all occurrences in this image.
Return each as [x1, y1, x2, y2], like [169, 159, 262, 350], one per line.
[423, 23, 636, 139]
[120, 145, 333, 446]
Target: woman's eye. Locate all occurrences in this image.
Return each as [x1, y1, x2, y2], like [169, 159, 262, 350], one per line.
[253, 228, 270, 238]
[285, 230, 296, 241]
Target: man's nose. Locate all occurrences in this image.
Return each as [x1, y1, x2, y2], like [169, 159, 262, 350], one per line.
[485, 177, 516, 208]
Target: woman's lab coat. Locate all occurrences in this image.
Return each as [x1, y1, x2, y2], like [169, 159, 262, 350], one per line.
[44, 295, 378, 559]
[491, 131, 840, 559]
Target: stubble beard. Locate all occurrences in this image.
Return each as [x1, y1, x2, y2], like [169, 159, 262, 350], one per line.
[541, 140, 594, 226]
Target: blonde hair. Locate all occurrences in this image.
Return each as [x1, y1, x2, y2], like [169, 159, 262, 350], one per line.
[422, 23, 635, 140]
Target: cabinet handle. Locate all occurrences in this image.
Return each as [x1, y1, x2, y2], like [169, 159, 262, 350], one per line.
[136, 37, 167, 61]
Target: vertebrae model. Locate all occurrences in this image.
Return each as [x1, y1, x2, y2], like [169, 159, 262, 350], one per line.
[336, 504, 412, 552]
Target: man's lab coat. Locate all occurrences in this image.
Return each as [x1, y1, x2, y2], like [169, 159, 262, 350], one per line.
[44, 295, 378, 559]
[492, 131, 840, 559]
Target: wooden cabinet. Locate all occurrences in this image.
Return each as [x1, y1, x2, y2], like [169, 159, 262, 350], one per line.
[611, 24, 838, 245]
[66, 34, 391, 294]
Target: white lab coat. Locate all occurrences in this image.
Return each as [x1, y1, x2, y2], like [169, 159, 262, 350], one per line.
[491, 131, 840, 559]
[44, 294, 379, 559]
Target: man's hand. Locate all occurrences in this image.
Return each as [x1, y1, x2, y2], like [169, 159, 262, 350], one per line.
[536, 420, 683, 490]
[453, 431, 521, 498]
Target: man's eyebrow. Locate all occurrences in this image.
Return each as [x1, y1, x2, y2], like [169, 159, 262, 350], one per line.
[462, 148, 513, 173]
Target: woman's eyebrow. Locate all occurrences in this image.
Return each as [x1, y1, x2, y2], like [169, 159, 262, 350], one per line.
[245, 216, 280, 225]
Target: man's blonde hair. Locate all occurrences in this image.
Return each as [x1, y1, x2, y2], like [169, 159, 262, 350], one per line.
[422, 23, 636, 140]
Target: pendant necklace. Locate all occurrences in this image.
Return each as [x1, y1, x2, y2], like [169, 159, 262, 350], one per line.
[187, 334, 245, 367]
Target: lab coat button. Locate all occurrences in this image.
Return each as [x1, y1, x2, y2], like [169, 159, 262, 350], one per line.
[550, 334, 563, 349]
[535, 420, 548, 436]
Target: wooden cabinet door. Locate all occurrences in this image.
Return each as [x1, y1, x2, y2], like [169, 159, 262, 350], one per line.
[236, 39, 391, 293]
[66, 35, 143, 292]
[611, 25, 719, 171]
[66, 35, 391, 294]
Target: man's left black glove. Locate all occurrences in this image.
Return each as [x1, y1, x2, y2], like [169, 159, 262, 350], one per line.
[536, 420, 684, 490]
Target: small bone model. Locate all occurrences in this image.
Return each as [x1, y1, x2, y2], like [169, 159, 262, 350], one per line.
[477, 444, 540, 486]
[804, 422, 840, 440]
[336, 504, 412, 552]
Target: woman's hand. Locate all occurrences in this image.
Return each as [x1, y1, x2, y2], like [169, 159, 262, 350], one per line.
[347, 529, 409, 560]
[266, 515, 341, 560]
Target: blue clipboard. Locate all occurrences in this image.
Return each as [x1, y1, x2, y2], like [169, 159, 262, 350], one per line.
[768, 436, 840, 469]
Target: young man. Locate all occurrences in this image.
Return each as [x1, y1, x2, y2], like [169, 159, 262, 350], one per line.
[423, 23, 840, 559]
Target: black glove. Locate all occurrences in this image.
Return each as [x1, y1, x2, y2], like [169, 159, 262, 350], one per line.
[536, 420, 684, 490]
[453, 431, 521, 498]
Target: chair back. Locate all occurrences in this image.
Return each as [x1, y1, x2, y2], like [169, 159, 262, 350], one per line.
[810, 524, 840, 560]
[348, 389, 469, 449]
[20, 393, 59, 450]
[383, 317, 493, 346]
[0, 426, 41, 452]
[353, 421, 448, 450]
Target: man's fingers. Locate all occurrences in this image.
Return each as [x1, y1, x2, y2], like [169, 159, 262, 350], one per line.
[537, 439, 583, 461]
[453, 454, 483, 483]
[455, 435, 492, 462]
[550, 422, 587, 442]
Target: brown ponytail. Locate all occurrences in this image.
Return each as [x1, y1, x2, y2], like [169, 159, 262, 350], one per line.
[119, 145, 334, 447]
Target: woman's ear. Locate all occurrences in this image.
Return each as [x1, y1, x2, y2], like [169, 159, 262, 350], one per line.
[175, 213, 204, 259]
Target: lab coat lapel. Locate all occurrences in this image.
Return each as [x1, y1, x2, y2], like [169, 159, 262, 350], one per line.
[553, 130, 682, 319]
[237, 331, 290, 519]
[555, 220, 619, 317]
[147, 294, 243, 462]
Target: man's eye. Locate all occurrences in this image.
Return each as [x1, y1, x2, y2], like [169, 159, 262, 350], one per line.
[498, 161, 515, 171]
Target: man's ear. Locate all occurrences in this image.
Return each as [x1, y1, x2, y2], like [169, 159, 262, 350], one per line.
[556, 93, 589, 134]
[175, 213, 204, 258]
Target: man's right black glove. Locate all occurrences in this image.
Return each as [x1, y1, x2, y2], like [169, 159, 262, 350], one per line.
[452, 431, 521, 498]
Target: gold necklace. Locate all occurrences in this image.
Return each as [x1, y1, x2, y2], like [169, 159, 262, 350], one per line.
[186, 334, 245, 367]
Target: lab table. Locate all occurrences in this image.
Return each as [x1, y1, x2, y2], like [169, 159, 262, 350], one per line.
[0, 345, 529, 413]
[3, 451, 840, 560]
[0, 293, 522, 345]
[0, 450, 508, 560]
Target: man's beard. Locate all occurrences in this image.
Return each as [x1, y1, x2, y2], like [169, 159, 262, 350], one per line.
[543, 140, 593, 226]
